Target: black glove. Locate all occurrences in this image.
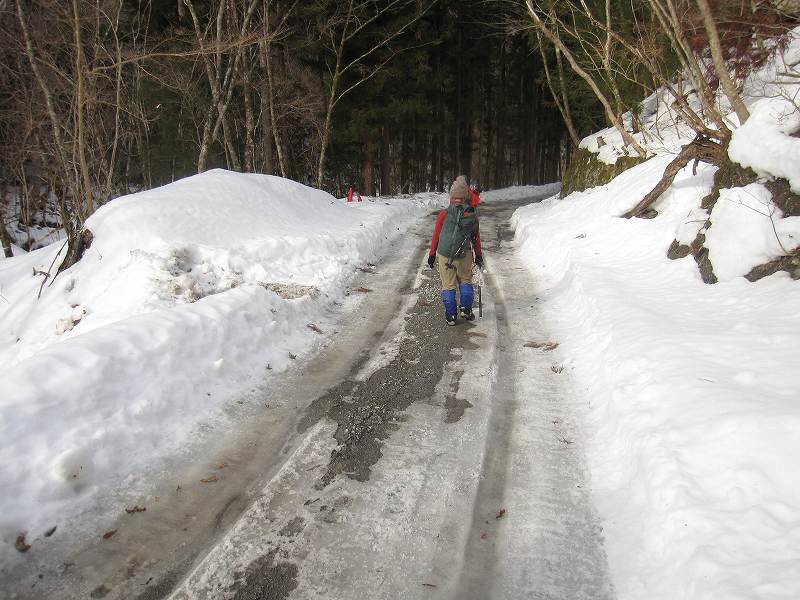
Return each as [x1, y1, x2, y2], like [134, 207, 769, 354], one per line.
[427, 255, 435, 269]
[475, 255, 484, 268]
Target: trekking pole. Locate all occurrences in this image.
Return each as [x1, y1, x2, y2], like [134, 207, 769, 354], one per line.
[475, 263, 483, 318]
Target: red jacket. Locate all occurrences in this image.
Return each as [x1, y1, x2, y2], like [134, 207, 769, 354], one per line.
[429, 197, 483, 258]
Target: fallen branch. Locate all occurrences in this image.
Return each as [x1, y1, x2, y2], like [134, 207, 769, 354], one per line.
[622, 136, 725, 219]
[35, 239, 68, 299]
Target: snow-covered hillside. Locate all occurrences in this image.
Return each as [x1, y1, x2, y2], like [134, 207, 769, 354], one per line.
[0, 170, 440, 564]
[511, 26, 800, 600]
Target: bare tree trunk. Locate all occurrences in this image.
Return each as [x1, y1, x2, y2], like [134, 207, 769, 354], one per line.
[316, 0, 353, 188]
[187, 0, 226, 172]
[261, 0, 291, 177]
[0, 225, 12, 257]
[455, 23, 463, 176]
[537, 35, 581, 149]
[476, 66, 486, 187]
[222, 117, 242, 171]
[527, 2, 648, 157]
[574, 0, 722, 141]
[16, 1, 70, 186]
[362, 137, 375, 196]
[494, 41, 507, 188]
[264, 38, 286, 176]
[428, 126, 438, 191]
[530, 81, 542, 183]
[187, 0, 260, 173]
[601, 0, 625, 117]
[101, 1, 125, 199]
[400, 129, 410, 193]
[72, 0, 95, 220]
[380, 124, 390, 195]
[242, 54, 256, 172]
[260, 90, 274, 174]
[555, 47, 581, 147]
[695, 0, 750, 124]
[316, 0, 433, 188]
[0, 187, 13, 258]
[644, 0, 731, 137]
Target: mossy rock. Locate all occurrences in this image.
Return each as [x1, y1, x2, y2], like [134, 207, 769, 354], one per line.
[561, 147, 647, 197]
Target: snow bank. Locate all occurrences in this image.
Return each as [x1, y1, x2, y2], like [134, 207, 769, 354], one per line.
[730, 26, 800, 193]
[729, 97, 800, 192]
[512, 163, 800, 599]
[706, 183, 800, 280]
[510, 27, 800, 599]
[481, 183, 561, 202]
[0, 170, 439, 560]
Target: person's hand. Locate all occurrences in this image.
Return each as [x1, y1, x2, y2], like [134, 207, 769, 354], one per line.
[475, 255, 484, 268]
[427, 255, 435, 269]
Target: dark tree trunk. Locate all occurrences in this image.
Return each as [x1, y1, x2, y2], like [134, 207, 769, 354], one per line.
[455, 18, 463, 178]
[481, 66, 491, 189]
[521, 72, 530, 184]
[494, 40, 506, 188]
[436, 84, 444, 191]
[430, 46, 442, 192]
[528, 82, 541, 184]
[261, 92, 274, 175]
[0, 208, 13, 259]
[362, 137, 375, 196]
[58, 227, 94, 274]
[380, 124, 391, 195]
[429, 129, 438, 192]
[400, 129, 410, 193]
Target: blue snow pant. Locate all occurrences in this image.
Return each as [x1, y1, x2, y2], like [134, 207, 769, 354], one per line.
[437, 251, 474, 317]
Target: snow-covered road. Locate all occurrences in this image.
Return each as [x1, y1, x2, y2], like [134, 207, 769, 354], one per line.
[7, 190, 613, 599]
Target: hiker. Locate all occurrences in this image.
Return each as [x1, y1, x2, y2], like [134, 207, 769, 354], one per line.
[427, 175, 484, 325]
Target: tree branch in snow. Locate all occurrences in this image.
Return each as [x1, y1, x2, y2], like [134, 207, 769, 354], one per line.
[622, 135, 725, 219]
[695, 0, 750, 125]
[525, 0, 648, 157]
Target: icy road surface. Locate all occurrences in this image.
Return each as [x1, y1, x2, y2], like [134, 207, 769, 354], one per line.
[10, 191, 614, 599]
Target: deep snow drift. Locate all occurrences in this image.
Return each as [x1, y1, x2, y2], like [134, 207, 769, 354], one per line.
[0, 170, 439, 565]
[511, 26, 800, 600]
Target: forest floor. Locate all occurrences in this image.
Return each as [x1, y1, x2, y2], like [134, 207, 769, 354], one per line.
[7, 190, 614, 600]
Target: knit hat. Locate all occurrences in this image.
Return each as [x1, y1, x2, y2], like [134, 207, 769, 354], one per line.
[449, 175, 469, 202]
